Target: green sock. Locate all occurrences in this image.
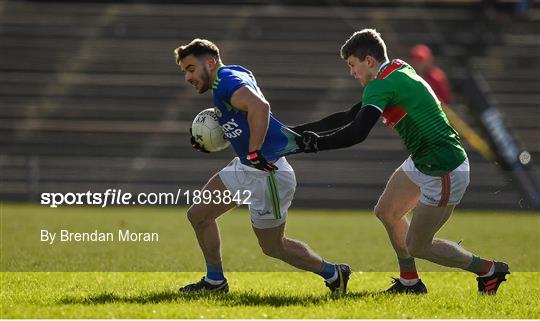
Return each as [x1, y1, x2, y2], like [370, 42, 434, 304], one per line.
[465, 255, 493, 275]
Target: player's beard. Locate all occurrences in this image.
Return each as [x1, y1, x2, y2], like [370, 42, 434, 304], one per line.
[197, 67, 212, 94]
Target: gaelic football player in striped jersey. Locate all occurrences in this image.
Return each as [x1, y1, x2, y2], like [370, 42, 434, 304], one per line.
[294, 29, 509, 295]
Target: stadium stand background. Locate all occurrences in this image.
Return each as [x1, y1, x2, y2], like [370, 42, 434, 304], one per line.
[1, 0, 538, 209]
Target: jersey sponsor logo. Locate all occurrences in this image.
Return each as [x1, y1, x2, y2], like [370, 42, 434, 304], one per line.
[222, 118, 243, 138]
[377, 59, 405, 79]
[382, 106, 407, 128]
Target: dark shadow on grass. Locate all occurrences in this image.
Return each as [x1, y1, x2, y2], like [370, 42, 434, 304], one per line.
[59, 289, 383, 307]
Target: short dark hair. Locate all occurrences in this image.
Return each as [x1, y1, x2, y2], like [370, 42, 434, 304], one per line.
[174, 38, 220, 65]
[340, 29, 388, 62]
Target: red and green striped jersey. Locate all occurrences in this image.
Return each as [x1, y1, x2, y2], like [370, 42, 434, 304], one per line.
[362, 59, 466, 176]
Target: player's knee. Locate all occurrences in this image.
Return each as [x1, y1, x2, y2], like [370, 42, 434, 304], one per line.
[186, 207, 212, 228]
[374, 204, 391, 222]
[259, 241, 285, 259]
[406, 239, 429, 259]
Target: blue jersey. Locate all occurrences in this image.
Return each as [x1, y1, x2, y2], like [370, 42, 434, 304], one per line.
[212, 65, 299, 165]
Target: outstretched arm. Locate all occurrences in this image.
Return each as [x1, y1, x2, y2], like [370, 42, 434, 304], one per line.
[290, 102, 363, 135]
[298, 105, 382, 152]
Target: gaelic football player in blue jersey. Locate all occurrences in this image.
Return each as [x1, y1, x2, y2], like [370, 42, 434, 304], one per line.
[174, 39, 350, 295]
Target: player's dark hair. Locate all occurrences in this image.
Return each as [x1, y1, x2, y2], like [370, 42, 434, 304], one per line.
[174, 38, 220, 65]
[340, 29, 388, 62]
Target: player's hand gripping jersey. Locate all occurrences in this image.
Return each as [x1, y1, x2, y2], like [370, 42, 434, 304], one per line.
[363, 59, 467, 176]
[212, 65, 300, 165]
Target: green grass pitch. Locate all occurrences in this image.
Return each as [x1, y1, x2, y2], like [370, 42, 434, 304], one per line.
[1, 204, 539, 318]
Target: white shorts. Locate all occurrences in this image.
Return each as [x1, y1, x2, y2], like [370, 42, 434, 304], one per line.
[218, 157, 296, 229]
[401, 156, 470, 207]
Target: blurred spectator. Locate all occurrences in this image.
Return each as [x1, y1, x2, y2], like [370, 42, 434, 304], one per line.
[409, 44, 496, 161]
[409, 44, 452, 105]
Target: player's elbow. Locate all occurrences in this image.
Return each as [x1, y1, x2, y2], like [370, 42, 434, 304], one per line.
[247, 101, 270, 116]
[352, 127, 369, 144]
[260, 101, 270, 113]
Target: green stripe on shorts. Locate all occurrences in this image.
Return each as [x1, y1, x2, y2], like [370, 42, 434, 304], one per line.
[267, 172, 281, 219]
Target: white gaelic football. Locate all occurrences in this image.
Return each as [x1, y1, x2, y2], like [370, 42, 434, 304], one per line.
[191, 108, 230, 152]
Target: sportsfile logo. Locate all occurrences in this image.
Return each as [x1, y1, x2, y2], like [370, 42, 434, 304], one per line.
[40, 189, 177, 208]
[40, 189, 251, 208]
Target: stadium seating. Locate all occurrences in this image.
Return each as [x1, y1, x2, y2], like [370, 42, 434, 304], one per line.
[1, 1, 538, 208]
